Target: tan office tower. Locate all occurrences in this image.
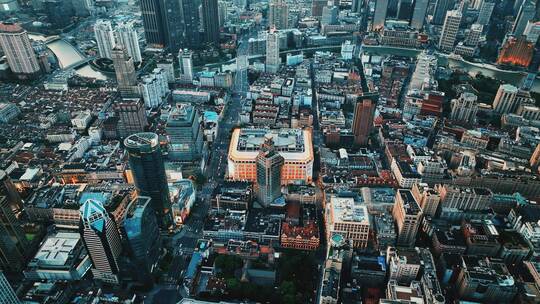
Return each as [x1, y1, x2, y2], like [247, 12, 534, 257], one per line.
[0, 22, 40, 79]
[393, 189, 423, 247]
[352, 98, 375, 146]
[111, 45, 139, 97]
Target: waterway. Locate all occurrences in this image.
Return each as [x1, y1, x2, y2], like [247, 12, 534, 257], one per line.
[362, 45, 540, 93]
[29, 34, 107, 80]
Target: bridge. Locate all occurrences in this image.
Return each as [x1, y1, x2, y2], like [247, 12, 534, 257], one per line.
[63, 56, 96, 70]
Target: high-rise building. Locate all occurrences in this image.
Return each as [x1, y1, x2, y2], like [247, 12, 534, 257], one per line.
[492, 84, 519, 114]
[496, 36, 534, 68]
[79, 199, 122, 284]
[373, 0, 389, 30]
[524, 21, 540, 44]
[139, 68, 169, 109]
[530, 143, 540, 167]
[411, 183, 440, 217]
[311, 0, 327, 17]
[43, 0, 74, 28]
[436, 184, 493, 211]
[122, 196, 161, 287]
[410, 0, 429, 29]
[268, 0, 289, 29]
[140, 0, 167, 48]
[476, 0, 495, 26]
[94, 19, 116, 60]
[266, 28, 281, 73]
[513, 0, 536, 37]
[180, 0, 201, 48]
[321, 4, 339, 26]
[255, 137, 285, 207]
[124, 132, 172, 228]
[116, 21, 142, 63]
[326, 196, 370, 248]
[0, 23, 40, 79]
[178, 49, 194, 83]
[352, 98, 375, 146]
[166, 103, 204, 161]
[111, 46, 139, 97]
[450, 92, 479, 123]
[438, 10, 462, 52]
[392, 189, 423, 247]
[465, 23, 483, 46]
[432, 0, 454, 25]
[351, 0, 361, 13]
[0, 170, 22, 214]
[218, 1, 227, 27]
[114, 98, 148, 138]
[0, 195, 28, 273]
[0, 271, 20, 304]
[202, 0, 220, 44]
[397, 0, 414, 20]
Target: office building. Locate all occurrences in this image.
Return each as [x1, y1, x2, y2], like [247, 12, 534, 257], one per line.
[255, 138, 284, 207]
[524, 21, 540, 44]
[410, 0, 428, 29]
[513, 0, 536, 37]
[94, 19, 116, 60]
[393, 189, 423, 247]
[321, 4, 338, 26]
[476, 0, 495, 26]
[311, 0, 327, 17]
[530, 143, 540, 167]
[373, 0, 388, 30]
[0, 170, 22, 213]
[411, 183, 441, 217]
[387, 247, 422, 285]
[140, 0, 167, 48]
[492, 84, 519, 114]
[180, 0, 201, 48]
[268, 0, 289, 29]
[450, 92, 478, 123]
[465, 23, 483, 46]
[0, 23, 40, 79]
[326, 196, 370, 248]
[0, 271, 20, 304]
[124, 132, 172, 228]
[228, 128, 314, 184]
[178, 49, 194, 83]
[496, 36, 534, 68]
[116, 21, 142, 63]
[122, 196, 161, 287]
[113, 98, 148, 138]
[397, 0, 414, 20]
[79, 199, 122, 284]
[352, 98, 375, 146]
[266, 28, 281, 73]
[438, 10, 462, 52]
[0, 196, 29, 273]
[166, 104, 204, 161]
[111, 46, 139, 97]
[436, 184, 493, 211]
[202, 0, 220, 44]
[432, 0, 454, 25]
[0, 103, 20, 123]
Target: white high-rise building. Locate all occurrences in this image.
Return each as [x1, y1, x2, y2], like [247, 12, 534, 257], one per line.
[265, 28, 280, 73]
[268, 0, 288, 29]
[94, 19, 116, 59]
[178, 49, 194, 83]
[524, 21, 540, 44]
[139, 68, 169, 109]
[450, 92, 479, 123]
[0, 23, 40, 77]
[410, 0, 429, 30]
[492, 84, 519, 114]
[438, 10, 462, 52]
[373, 0, 388, 30]
[465, 23, 483, 46]
[116, 21, 142, 63]
[477, 0, 495, 25]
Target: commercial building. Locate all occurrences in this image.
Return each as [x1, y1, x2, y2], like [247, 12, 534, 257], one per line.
[0, 195, 29, 272]
[140, 0, 167, 48]
[476, 0, 495, 25]
[227, 128, 314, 184]
[450, 92, 478, 124]
[268, 0, 288, 29]
[393, 189, 423, 247]
[178, 49, 194, 83]
[438, 10, 462, 52]
[116, 21, 142, 63]
[113, 98, 148, 138]
[255, 138, 285, 207]
[125, 132, 172, 228]
[326, 196, 370, 248]
[496, 36, 534, 68]
[166, 104, 204, 161]
[0, 22, 40, 79]
[373, 0, 388, 30]
[0, 271, 20, 304]
[352, 98, 375, 146]
[202, 0, 220, 44]
[512, 0, 536, 37]
[410, 0, 428, 29]
[111, 46, 139, 97]
[437, 184, 493, 211]
[94, 19, 115, 59]
[79, 199, 123, 284]
[492, 84, 519, 114]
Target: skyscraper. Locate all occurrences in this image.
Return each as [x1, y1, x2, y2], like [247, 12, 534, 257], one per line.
[0, 170, 22, 214]
[352, 98, 376, 146]
[0, 196, 28, 273]
[321, 4, 339, 26]
[256, 138, 285, 207]
[513, 0, 536, 37]
[114, 98, 148, 138]
[94, 19, 116, 59]
[530, 142, 540, 168]
[266, 28, 281, 73]
[492, 84, 519, 114]
[166, 104, 204, 161]
[0, 271, 20, 304]
[392, 189, 423, 247]
[410, 0, 429, 29]
[116, 21, 142, 63]
[373, 0, 389, 30]
[476, 0, 495, 26]
[79, 199, 123, 284]
[124, 132, 172, 228]
[450, 92, 478, 123]
[397, 0, 414, 20]
[311, 0, 327, 18]
[180, 0, 201, 48]
[178, 49, 194, 83]
[0, 23, 40, 79]
[438, 10, 462, 52]
[122, 196, 161, 287]
[140, 0, 167, 48]
[202, 0, 220, 44]
[111, 46, 139, 97]
[432, 0, 454, 25]
[268, 0, 289, 29]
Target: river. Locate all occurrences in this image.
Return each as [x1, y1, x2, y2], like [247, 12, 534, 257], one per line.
[361, 45, 540, 93]
[29, 34, 107, 80]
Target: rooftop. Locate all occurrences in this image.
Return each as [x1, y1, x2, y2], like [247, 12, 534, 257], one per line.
[329, 196, 370, 224]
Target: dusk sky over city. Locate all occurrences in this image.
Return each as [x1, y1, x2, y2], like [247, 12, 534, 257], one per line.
[1, 0, 540, 303]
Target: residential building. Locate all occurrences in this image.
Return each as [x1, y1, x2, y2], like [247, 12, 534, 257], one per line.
[266, 28, 281, 73]
[94, 19, 115, 59]
[116, 21, 142, 63]
[268, 0, 288, 29]
[439, 10, 462, 52]
[0, 22, 40, 79]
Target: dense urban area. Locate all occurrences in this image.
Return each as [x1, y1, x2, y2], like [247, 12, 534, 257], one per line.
[1, 0, 540, 303]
